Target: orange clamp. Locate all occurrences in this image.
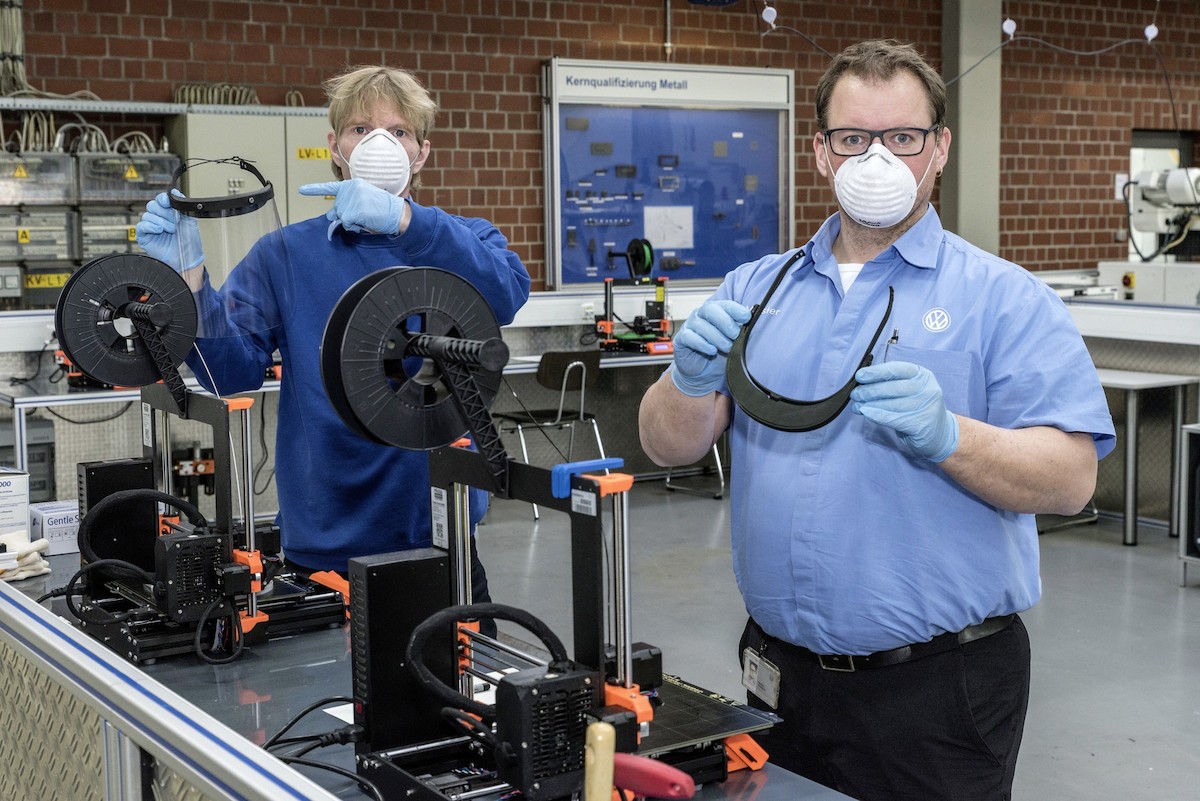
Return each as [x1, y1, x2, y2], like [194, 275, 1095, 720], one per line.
[724, 733, 768, 772]
[582, 471, 634, 497]
[308, 570, 351, 620]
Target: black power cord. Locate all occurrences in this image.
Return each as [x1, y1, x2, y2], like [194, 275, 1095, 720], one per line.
[406, 602, 571, 722]
[66, 488, 251, 663]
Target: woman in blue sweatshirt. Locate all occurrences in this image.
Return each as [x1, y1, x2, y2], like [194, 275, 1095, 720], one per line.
[136, 66, 531, 599]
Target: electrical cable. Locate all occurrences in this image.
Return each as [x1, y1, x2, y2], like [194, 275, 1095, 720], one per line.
[110, 130, 156, 154]
[263, 723, 367, 759]
[272, 756, 384, 801]
[1123, 176, 1198, 262]
[263, 695, 354, 749]
[0, 1, 98, 101]
[173, 82, 260, 105]
[8, 340, 48, 384]
[77, 487, 205, 565]
[252, 393, 275, 495]
[66, 488, 246, 664]
[406, 602, 571, 721]
[42, 402, 134, 425]
[62, 558, 154, 625]
[192, 594, 245, 664]
[441, 706, 499, 749]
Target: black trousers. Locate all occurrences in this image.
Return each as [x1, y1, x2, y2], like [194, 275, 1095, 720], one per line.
[739, 615, 1030, 801]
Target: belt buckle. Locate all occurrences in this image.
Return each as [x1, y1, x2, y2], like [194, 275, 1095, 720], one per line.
[817, 653, 856, 672]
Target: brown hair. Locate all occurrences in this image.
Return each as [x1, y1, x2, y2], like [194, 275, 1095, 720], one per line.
[814, 39, 946, 130]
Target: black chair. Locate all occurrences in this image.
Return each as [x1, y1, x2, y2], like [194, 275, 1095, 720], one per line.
[494, 349, 607, 519]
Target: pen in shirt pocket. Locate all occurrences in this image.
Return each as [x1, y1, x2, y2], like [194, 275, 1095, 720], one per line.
[883, 328, 900, 362]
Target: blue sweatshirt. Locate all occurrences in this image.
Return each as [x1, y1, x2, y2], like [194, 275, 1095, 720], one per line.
[185, 201, 530, 572]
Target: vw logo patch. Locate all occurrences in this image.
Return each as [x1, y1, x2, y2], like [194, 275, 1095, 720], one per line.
[922, 308, 951, 333]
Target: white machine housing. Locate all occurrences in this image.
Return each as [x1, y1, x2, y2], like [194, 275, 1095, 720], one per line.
[1130, 167, 1200, 234]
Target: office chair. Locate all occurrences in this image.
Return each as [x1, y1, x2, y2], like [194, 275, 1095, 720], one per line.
[665, 443, 725, 499]
[494, 349, 607, 519]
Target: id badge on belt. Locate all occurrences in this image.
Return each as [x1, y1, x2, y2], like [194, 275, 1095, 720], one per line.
[741, 646, 781, 709]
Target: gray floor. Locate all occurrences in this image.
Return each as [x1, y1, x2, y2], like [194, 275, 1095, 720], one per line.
[476, 478, 1200, 801]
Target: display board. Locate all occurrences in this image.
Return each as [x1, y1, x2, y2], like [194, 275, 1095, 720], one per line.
[543, 59, 794, 289]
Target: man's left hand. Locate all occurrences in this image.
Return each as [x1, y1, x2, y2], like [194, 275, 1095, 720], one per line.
[852, 361, 959, 462]
[299, 178, 406, 240]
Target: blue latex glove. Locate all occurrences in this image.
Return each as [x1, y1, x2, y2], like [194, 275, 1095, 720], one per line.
[851, 361, 960, 462]
[670, 300, 751, 396]
[135, 191, 204, 272]
[298, 178, 406, 240]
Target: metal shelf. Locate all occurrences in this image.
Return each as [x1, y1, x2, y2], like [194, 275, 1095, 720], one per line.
[0, 97, 326, 117]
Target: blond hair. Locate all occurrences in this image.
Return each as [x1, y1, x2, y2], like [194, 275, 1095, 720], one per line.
[323, 65, 438, 184]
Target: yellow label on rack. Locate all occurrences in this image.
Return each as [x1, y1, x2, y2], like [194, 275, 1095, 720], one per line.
[12, 163, 27, 179]
[128, 227, 137, 241]
[123, 164, 141, 180]
[25, 272, 70, 288]
[296, 147, 331, 160]
[16, 229, 29, 244]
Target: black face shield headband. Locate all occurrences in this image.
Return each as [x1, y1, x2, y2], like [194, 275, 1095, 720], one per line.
[725, 250, 894, 432]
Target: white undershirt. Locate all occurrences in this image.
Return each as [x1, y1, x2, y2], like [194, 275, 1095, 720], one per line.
[839, 262, 865, 291]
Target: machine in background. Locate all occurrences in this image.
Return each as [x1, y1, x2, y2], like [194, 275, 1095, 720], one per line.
[1127, 166, 1200, 261]
[594, 237, 674, 355]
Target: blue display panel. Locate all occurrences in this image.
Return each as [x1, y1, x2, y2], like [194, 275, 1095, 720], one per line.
[556, 104, 783, 287]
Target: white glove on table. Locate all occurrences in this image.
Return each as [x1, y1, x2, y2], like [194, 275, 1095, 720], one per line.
[0, 531, 51, 581]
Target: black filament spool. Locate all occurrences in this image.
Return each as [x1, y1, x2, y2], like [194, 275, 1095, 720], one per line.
[54, 253, 198, 388]
[319, 267, 505, 450]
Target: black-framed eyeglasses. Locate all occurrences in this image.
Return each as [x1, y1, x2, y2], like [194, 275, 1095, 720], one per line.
[725, 249, 894, 432]
[823, 126, 939, 158]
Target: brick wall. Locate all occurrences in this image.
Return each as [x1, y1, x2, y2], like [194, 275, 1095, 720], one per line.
[999, 0, 1200, 271]
[13, 0, 1199, 287]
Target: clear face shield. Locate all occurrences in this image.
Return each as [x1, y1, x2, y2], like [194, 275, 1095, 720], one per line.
[169, 158, 295, 340]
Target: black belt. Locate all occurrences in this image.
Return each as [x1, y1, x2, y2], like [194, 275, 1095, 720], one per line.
[759, 614, 1016, 673]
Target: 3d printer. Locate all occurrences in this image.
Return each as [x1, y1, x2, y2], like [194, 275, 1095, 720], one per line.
[318, 265, 776, 800]
[51, 246, 344, 663]
[594, 238, 674, 355]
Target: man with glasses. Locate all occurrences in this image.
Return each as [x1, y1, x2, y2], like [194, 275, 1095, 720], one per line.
[639, 39, 1113, 801]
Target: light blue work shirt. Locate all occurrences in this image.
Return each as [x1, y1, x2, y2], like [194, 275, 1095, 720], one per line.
[696, 208, 1115, 655]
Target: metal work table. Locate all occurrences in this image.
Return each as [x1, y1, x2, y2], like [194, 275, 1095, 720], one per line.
[1096, 368, 1199, 546]
[13, 552, 846, 800]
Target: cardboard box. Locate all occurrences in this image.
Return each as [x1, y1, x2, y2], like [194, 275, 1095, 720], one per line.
[0, 466, 29, 536]
[29, 500, 80, 556]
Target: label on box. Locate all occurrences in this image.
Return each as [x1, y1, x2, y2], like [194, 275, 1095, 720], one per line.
[29, 500, 80, 556]
[0, 466, 30, 534]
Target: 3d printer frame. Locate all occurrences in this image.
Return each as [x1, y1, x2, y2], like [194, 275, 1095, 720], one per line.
[316, 266, 775, 801]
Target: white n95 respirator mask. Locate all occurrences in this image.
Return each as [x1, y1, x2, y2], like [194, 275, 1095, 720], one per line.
[832, 142, 922, 229]
[347, 128, 412, 196]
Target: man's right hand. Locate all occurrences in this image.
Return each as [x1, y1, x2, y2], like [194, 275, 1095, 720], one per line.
[670, 300, 751, 396]
[135, 191, 204, 273]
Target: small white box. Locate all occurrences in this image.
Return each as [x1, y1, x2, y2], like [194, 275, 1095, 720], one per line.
[0, 466, 30, 536]
[29, 500, 80, 556]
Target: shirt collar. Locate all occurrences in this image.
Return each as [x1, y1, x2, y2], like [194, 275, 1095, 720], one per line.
[803, 204, 945, 272]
